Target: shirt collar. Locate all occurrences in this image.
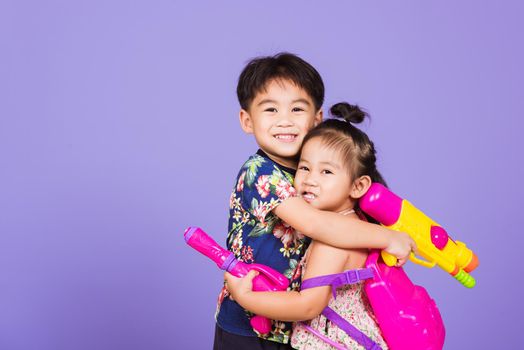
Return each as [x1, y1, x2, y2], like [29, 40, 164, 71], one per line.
[256, 149, 297, 176]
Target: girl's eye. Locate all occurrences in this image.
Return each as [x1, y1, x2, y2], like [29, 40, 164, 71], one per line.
[292, 107, 304, 112]
[298, 166, 309, 171]
[322, 169, 333, 175]
[265, 108, 277, 113]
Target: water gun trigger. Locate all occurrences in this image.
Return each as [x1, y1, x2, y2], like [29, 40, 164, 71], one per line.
[409, 252, 436, 268]
[248, 263, 289, 290]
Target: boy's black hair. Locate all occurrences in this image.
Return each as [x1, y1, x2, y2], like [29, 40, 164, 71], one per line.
[237, 53, 324, 111]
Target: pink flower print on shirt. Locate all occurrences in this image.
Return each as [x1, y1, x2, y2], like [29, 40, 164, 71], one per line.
[273, 222, 295, 247]
[241, 245, 254, 263]
[253, 202, 270, 225]
[276, 179, 296, 199]
[230, 232, 243, 256]
[236, 171, 246, 192]
[255, 175, 271, 198]
[229, 192, 235, 208]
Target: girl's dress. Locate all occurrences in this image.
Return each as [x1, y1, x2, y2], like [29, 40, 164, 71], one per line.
[290, 249, 388, 350]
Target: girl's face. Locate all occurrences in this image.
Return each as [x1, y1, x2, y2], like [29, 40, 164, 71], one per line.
[295, 137, 354, 212]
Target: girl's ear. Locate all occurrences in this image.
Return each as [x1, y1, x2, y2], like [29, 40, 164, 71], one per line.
[350, 175, 372, 199]
[239, 109, 254, 134]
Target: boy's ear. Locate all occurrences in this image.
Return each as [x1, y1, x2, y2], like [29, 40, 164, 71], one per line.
[314, 109, 323, 127]
[350, 175, 372, 199]
[239, 109, 254, 134]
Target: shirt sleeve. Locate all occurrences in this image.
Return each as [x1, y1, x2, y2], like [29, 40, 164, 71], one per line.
[240, 158, 297, 225]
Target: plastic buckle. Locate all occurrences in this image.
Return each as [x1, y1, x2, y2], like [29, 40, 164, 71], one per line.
[344, 269, 361, 285]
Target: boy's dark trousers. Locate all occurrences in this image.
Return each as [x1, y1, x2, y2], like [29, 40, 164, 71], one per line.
[213, 324, 295, 350]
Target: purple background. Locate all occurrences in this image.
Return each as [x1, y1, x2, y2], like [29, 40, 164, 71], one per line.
[1, 1, 522, 349]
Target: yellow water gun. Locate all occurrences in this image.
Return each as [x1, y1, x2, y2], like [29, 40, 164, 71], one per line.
[360, 183, 479, 288]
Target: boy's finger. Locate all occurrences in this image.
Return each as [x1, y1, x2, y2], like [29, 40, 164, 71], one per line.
[411, 242, 418, 255]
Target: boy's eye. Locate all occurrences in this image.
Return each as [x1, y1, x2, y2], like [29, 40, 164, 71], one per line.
[292, 107, 304, 112]
[322, 169, 333, 175]
[298, 166, 309, 171]
[264, 108, 277, 113]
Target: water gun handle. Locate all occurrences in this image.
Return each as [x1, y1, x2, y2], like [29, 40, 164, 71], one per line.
[381, 251, 435, 268]
[184, 227, 289, 334]
[247, 263, 289, 290]
[380, 251, 399, 267]
[227, 261, 289, 292]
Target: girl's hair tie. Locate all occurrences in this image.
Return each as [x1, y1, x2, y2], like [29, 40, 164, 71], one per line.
[329, 102, 368, 125]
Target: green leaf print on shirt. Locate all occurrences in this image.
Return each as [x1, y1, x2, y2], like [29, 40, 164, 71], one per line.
[244, 156, 264, 187]
[284, 259, 298, 279]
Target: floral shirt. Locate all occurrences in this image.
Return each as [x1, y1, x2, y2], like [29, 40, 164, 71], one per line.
[215, 150, 310, 344]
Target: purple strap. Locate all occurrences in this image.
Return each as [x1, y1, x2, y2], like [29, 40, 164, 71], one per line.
[322, 307, 382, 350]
[300, 268, 381, 350]
[301, 268, 374, 299]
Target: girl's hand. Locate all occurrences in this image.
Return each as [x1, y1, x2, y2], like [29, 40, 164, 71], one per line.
[224, 270, 259, 301]
[384, 230, 417, 266]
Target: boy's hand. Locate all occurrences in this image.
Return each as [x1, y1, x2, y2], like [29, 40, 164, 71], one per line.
[224, 270, 259, 301]
[384, 230, 417, 266]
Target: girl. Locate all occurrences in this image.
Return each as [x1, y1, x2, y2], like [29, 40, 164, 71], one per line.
[226, 102, 390, 349]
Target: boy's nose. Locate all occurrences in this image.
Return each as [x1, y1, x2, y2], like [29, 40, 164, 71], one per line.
[276, 120, 293, 127]
[276, 113, 294, 127]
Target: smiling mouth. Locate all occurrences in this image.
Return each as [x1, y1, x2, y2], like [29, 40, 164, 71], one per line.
[274, 134, 298, 143]
[302, 192, 317, 202]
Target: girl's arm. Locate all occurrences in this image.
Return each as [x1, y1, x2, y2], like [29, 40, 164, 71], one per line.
[225, 241, 349, 321]
[273, 196, 415, 261]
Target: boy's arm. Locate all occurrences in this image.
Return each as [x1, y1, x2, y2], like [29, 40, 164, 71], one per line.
[273, 197, 415, 262]
[225, 242, 348, 321]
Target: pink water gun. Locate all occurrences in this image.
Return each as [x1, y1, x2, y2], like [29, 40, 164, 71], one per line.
[360, 183, 479, 288]
[183, 227, 289, 335]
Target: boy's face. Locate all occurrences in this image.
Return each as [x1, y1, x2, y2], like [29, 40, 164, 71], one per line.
[239, 79, 322, 169]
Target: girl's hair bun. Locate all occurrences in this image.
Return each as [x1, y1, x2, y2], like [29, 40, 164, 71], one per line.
[329, 102, 367, 124]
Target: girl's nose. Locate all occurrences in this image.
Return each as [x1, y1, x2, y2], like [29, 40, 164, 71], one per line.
[303, 176, 318, 187]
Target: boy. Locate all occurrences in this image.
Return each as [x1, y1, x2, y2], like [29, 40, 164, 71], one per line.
[214, 53, 414, 350]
